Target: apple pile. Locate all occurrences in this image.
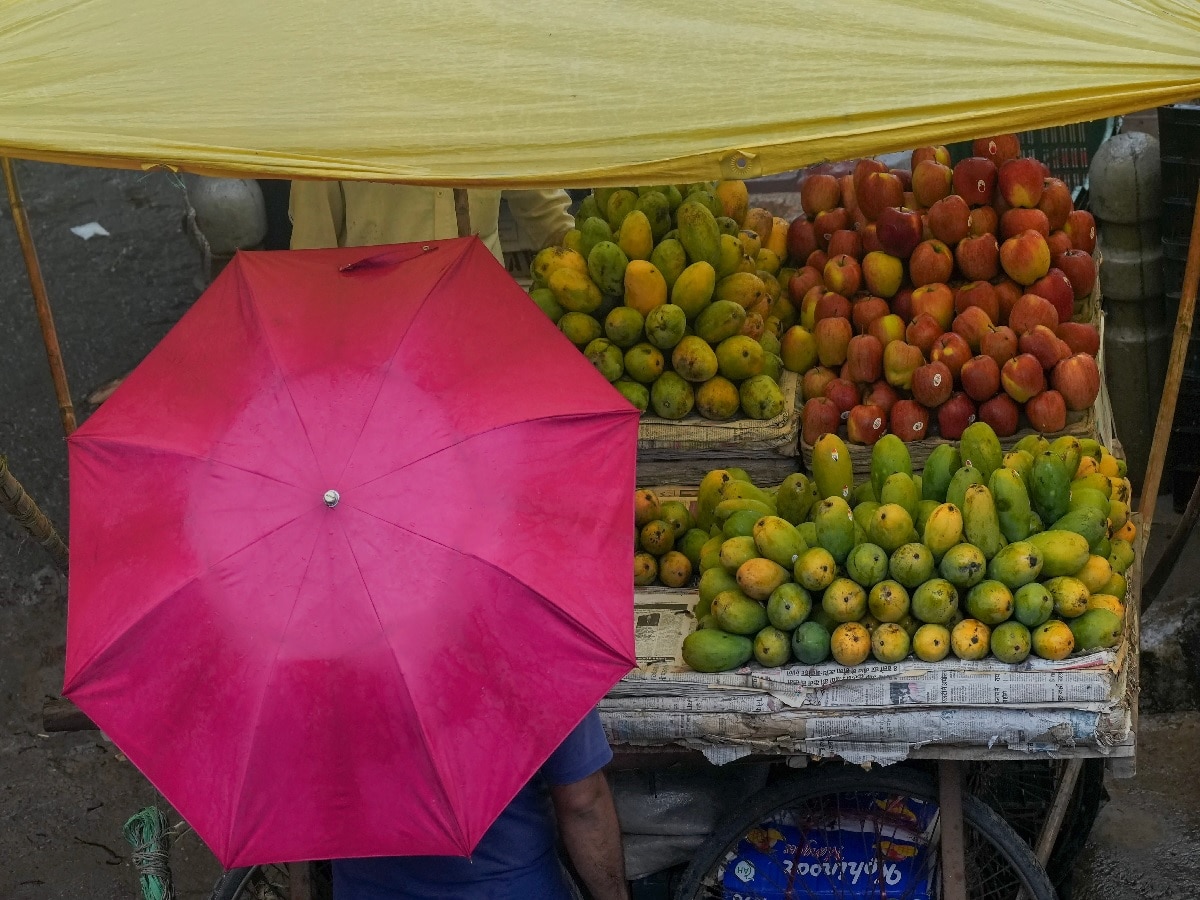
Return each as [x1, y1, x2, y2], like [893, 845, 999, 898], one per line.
[783, 135, 1102, 448]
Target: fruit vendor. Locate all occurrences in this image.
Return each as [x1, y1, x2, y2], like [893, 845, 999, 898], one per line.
[332, 709, 630, 900]
[288, 182, 574, 262]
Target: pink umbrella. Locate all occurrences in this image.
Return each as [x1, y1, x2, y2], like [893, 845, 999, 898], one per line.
[63, 237, 638, 868]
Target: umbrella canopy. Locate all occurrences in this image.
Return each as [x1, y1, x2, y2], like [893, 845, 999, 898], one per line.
[62, 237, 640, 868]
[1, 1, 1200, 186]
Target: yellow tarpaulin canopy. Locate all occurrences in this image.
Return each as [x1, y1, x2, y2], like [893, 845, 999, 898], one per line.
[2, 0, 1200, 187]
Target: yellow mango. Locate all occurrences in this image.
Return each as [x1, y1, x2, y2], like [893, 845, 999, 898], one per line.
[765, 217, 790, 260]
[714, 180, 750, 226]
[618, 210, 655, 261]
[623, 260, 669, 317]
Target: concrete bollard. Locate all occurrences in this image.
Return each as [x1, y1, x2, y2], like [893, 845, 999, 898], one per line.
[181, 175, 268, 287]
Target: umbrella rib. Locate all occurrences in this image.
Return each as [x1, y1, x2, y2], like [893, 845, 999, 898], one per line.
[331, 240, 474, 488]
[334, 516, 472, 854]
[345, 409, 636, 493]
[344, 503, 631, 668]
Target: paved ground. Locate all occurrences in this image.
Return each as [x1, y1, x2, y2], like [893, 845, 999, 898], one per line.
[2, 159, 1199, 898]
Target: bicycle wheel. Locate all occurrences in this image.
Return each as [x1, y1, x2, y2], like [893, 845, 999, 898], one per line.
[674, 765, 1057, 900]
[210, 862, 333, 900]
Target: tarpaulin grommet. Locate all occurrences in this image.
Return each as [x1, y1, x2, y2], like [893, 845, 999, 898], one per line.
[720, 150, 761, 181]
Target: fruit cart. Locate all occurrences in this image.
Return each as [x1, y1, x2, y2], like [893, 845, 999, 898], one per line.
[4, 4, 1200, 900]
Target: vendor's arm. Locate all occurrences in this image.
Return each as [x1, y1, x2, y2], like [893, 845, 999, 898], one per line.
[551, 770, 630, 900]
[504, 189, 575, 250]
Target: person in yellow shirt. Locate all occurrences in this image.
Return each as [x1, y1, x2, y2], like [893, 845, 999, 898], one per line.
[288, 181, 574, 261]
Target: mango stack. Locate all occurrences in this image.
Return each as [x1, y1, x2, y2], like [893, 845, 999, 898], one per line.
[527, 181, 800, 421]
[678, 422, 1136, 673]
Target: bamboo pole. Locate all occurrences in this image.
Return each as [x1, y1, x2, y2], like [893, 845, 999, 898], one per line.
[453, 188, 472, 238]
[0, 455, 69, 573]
[3, 158, 77, 437]
[1137, 182, 1200, 537]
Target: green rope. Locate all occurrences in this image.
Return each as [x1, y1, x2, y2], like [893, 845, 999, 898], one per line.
[123, 807, 175, 900]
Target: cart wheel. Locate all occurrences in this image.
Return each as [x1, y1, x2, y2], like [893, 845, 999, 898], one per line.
[209, 862, 333, 900]
[673, 765, 1057, 900]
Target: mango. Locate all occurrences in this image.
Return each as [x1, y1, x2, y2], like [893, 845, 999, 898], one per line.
[962, 484, 1005, 560]
[669, 261, 717, 321]
[798, 521, 818, 548]
[792, 620, 832, 665]
[604, 306, 644, 349]
[811, 433, 855, 503]
[945, 465, 984, 513]
[719, 536, 760, 573]
[1087, 592, 1126, 619]
[988, 620, 1032, 664]
[694, 299, 748, 344]
[645, 304, 688, 351]
[831, 622, 872, 666]
[1068, 608, 1122, 652]
[868, 503, 916, 554]
[1075, 555, 1113, 593]
[915, 499, 941, 537]
[737, 556, 790, 601]
[720, 479, 776, 507]
[578, 216, 615, 260]
[613, 378, 649, 412]
[659, 551, 693, 587]
[1002, 449, 1035, 485]
[682, 628, 754, 672]
[529, 287, 564, 322]
[922, 503, 965, 561]
[913, 623, 952, 662]
[1072, 472, 1114, 498]
[696, 376, 741, 420]
[879, 472, 920, 522]
[1051, 507, 1109, 553]
[650, 371, 695, 420]
[989, 467, 1033, 545]
[575, 193, 601, 223]
[696, 469, 735, 524]
[740, 375, 786, 420]
[775, 473, 815, 526]
[711, 589, 770, 635]
[616, 209, 654, 262]
[960, 421, 1003, 482]
[846, 542, 890, 589]
[1049, 435, 1084, 483]
[889, 543, 936, 589]
[870, 434, 914, 503]
[1026, 530, 1091, 578]
[795, 546, 838, 592]
[635, 192, 673, 241]
[767, 582, 812, 631]
[1031, 619, 1075, 660]
[715, 234, 745, 279]
[1108, 538, 1135, 575]
[754, 625, 793, 667]
[753, 516, 808, 570]
[715, 498, 773, 525]
[813, 497, 856, 564]
[633, 552, 657, 586]
[714, 272, 768, 311]
[649, 238, 689, 290]
[722, 509, 763, 539]
[605, 189, 639, 231]
[911, 578, 960, 625]
[714, 180, 750, 225]
[868, 579, 911, 623]
[1031, 451, 1071, 525]
[986, 540, 1044, 589]
[676, 200, 723, 268]
[532, 246, 588, 285]
[1044, 576, 1090, 618]
[965, 580, 1014, 625]
[820, 577, 867, 623]
[871, 623, 912, 664]
[586, 240, 630, 300]
[658, 500, 693, 538]
[639, 519, 674, 555]
[1013, 582, 1054, 628]
[623, 342, 665, 383]
[686, 189, 724, 219]
[1014, 434, 1050, 457]
[951, 618, 991, 660]
[623, 260, 669, 317]
[1068, 487, 1111, 519]
[559, 311, 603, 347]
[921, 444, 961, 503]
[1101, 571, 1128, 600]
[584, 338, 624, 382]
[699, 566, 740, 609]
[715, 335, 765, 381]
[939, 543, 988, 590]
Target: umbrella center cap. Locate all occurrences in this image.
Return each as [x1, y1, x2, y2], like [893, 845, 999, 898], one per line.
[323, 490, 340, 509]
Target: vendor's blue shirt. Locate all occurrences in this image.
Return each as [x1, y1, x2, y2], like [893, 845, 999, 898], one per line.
[333, 710, 612, 899]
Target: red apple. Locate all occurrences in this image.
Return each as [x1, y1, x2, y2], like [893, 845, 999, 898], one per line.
[861, 223, 883, 254]
[927, 194, 971, 246]
[980, 325, 1019, 367]
[883, 340, 925, 392]
[912, 360, 954, 407]
[953, 157, 998, 206]
[960, 354, 1002, 402]
[1000, 229, 1052, 286]
[993, 278, 1023, 326]
[967, 205, 1000, 237]
[813, 208, 851, 251]
[1008, 293, 1060, 336]
[853, 159, 889, 200]
[814, 291, 852, 323]
[954, 281, 1000, 322]
[909, 239, 955, 286]
[806, 249, 829, 272]
[906, 312, 946, 357]
[891, 399, 932, 442]
[1055, 321, 1101, 356]
[931, 331, 972, 381]
[800, 284, 829, 329]
[1000, 207, 1051, 241]
[815, 315, 853, 367]
[937, 391, 978, 439]
[891, 285, 915, 322]
[1026, 390, 1067, 433]
[912, 160, 953, 208]
[955, 233, 1001, 282]
[1038, 178, 1074, 231]
[997, 157, 1046, 208]
[1051, 353, 1101, 411]
[801, 174, 842, 217]
[858, 172, 906, 221]
[1001, 353, 1046, 403]
[864, 379, 901, 414]
[1019, 324, 1070, 370]
[911, 283, 955, 330]
[1029, 268, 1075, 323]
[952, 306, 994, 353]
[1064, 210, 1097, 254]
[802, 366, 838, 402]
[868, 313, 907, 349]
[824, 377, 860, 419]
[973, 134, 1022, 166]
[892, 168, 914, 191]
[846, 333, 885, 384]
[802, 396, 842, 445]
[788, 266, 825, 306]
[1047, 230, 1072, 260]
[847, 403, 889, 445]
[876, 206, 924, 258]
[840, 174, 858, 215]
[787, 217, 820, 265]
[978, 392, 1020, 437]
[1055, 249, 1097, 302]
[851, 296, 891, 333]
[912, 146, 952, 168]
[827, 229, 863, 261]
[861, 250, 905, 298]
[824, 255, 862, 296]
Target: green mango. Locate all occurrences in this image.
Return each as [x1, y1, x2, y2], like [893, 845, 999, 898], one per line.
[946, 465, 985, 512]
[775, 473, 815, 525]
[1030, 451, 1071, 525]
[767, 582, 812, 631]
[812, 496, 856, 565]
[579, 216, 615, 260]
[990, 467, 1034, 544]
[880, 472, 920, 522]
[939, 543, 988, 590]
[791, 621, 832, 665]
[959, 421, 1004, 483]
[711, 589, 770, 635]
[682, 628, 754, 672]
[1002, 449, 1035, 485]
[1026, 530, 1091, 578]
[846, 542, 889, 588]
[922, 444, 961, 502]
[753, 515, 808, 569]
[1051, 507, 1110, 553]
[888, 542, 936, 590]
[1068, 608, 1123, 651]
[986, 541, 1045, 589]
[1013, 583, 1055, 628]
[753, 625, 792, 667]
[1048, 435, 1083, 482]
[962, 484, 1005, 560]
[870, 434, 913, 503]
